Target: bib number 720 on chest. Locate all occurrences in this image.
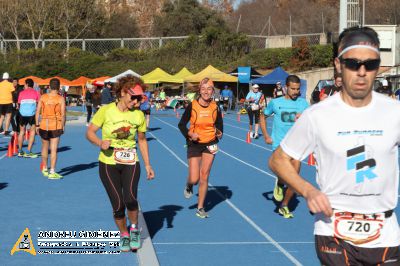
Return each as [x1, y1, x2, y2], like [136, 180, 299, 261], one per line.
[113, 148, 137, 165]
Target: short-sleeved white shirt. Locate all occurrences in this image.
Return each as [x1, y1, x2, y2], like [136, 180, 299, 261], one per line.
[280, 92, 400, 247]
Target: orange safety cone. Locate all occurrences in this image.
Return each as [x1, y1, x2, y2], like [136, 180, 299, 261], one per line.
[221, 112, 224, 118]
[173, 107, 176, 113]
[7, 141, 13, 157]
[307, 154, 316, 166]
[176, 111, 180, 119]
[13, 134, 18, 154]
[246, 132, 251, 144]
[40, 161, 45, 171]
[237, 113, 240, 122]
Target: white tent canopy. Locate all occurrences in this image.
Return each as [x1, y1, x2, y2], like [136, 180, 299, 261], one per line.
[104, 69, 141, 83]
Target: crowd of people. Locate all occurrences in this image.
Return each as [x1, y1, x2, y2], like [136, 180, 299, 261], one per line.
[1, 26, 400, 263]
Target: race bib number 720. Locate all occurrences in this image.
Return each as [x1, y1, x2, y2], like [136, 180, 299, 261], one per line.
[333, 211, 384, 245]
[113, 148, 136, 165]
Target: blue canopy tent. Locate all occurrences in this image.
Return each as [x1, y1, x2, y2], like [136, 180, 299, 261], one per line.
[251, 67, 307, 98]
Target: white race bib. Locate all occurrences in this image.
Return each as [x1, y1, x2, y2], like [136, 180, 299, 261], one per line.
[207, 144, 218, 155]
[333, 210, 385, 245]
[113, 148, 137, 165]
[251, 103, 259, 111]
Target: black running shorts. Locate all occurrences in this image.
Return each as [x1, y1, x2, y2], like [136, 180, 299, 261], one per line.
[39, 129, 63, 140]
[0, 103, 12, 115]
[19, 116, 35, 127]
[187, 144, 212, 158]
[315, 235, 400, 265]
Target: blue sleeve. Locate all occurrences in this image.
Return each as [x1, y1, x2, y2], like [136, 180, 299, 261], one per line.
[301, 100, 309, 112]
[264, 100, 274, 116]
[245, 92, 252, 100]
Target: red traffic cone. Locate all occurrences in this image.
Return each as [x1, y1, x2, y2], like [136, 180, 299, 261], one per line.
[7, 141, 13, 157]
[13, 135, 18, 154]
[246, 132, 251, 144]
[221, 112, 224, 118]
[308, 154, 316, 166]
[237, 113, 240, 122]
[40, 161, 45, 171]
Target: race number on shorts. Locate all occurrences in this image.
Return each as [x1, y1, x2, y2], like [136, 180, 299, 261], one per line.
[333, 210, 385, 245]
[207, 144, 218, 155]
[113, 148, 137, 165]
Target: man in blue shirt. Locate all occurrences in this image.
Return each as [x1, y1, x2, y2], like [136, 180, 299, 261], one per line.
[140, 91, 152, 128]
[220, 85, 231, 113]
[245, 84, 263, 138]
[101, 82, 114, 105]
[260, 75, 308, 218]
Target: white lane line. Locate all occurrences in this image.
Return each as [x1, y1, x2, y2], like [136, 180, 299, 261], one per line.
[153, 241, 314, 245]
[148, 130, 303, 265]
[219, 149, 277, 180]
[223, 116, 273, 129]
[0, 153, 7, 160]
[224, 122, 249, 132]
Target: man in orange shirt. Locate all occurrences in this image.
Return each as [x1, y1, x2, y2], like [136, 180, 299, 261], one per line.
[0, 72, 15, 136]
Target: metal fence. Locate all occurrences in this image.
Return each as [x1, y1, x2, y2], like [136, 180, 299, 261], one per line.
[0, 33, 327, 55]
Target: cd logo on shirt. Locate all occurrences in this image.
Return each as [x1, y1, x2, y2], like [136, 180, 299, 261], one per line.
[346, 145, 377, 184]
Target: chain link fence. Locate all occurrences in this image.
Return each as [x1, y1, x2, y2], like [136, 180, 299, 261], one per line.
[0, 33, 327, 55]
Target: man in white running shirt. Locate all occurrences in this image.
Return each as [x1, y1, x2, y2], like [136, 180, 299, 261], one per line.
[269, 26, 400, 265]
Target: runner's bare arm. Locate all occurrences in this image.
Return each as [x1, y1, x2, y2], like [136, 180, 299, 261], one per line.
[137, 131, 155, 180]
[269, 147, 333, 217]
[259, 112, 272, 144]
[60, 97, 66, 131]
[35, 98, 42, 132]
[86, 124, 110, 150]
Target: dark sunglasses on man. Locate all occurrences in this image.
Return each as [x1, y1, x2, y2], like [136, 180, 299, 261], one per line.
[339, 58, 381, 71]
[131, 95, 143, 101]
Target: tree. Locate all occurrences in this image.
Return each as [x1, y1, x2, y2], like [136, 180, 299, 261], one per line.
[153, 0, 228, 36]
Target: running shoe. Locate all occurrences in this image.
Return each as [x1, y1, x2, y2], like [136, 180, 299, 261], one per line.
[273, 180, 284, 202]
[278, 206, 294, 219]
[18, 151, 26, 157]
[119, 235, 130, 252]
[196, 208, 209, 218]
[42, 169, 49, 177]
[249, 132, 254, 139]
[129, 228, 141, 250]
[254, 133, 259, 139]
[184, 184, 193, 199]
[48, 172, 63, 180]
[24, 152, 38, 158]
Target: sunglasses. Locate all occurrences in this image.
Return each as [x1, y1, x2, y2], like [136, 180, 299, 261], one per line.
[130, 95, 143, 101]
[339, 58, 380, 71]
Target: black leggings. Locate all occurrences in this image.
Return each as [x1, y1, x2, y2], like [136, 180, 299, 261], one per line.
[99, 162, 141, 219]
[247, 108, 260, 125]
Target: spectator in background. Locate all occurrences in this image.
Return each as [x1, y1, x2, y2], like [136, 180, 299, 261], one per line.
[0, 72, 15, 136]
[319, 73, 342, 101]
[11, 78, 23, 134]
[85, 85, 95, 126]
[101, 82, 114, 105]
[245, 84, 263, 139]
[140, 90, 152, 128]
[92, 87, 102, 113]
[17, 78, 40, 158]
[220, 85, 231, 113]
[273, 81, 285, 98]
[376, 79, 393, 98]
[159, 88, 166, 110]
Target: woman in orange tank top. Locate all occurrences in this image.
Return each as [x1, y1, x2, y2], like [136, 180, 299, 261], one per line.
[178, 78, 223, 218]
[35, 78, 66, 179]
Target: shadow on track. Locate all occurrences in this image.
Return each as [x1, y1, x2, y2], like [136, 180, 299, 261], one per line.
[58, 162, 99, 176]
[189, 186, 233, 212]
[262, 191, 300, 214]
[0, 182, 8, 190]
[143, 205, 183, 238]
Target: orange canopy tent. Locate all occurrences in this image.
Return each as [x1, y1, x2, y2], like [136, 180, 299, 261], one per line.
[91, 76, 111, 86]
[18, 76, 45, 86]
[70, 76, 91, 87]
[40, 76, 73, 86]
